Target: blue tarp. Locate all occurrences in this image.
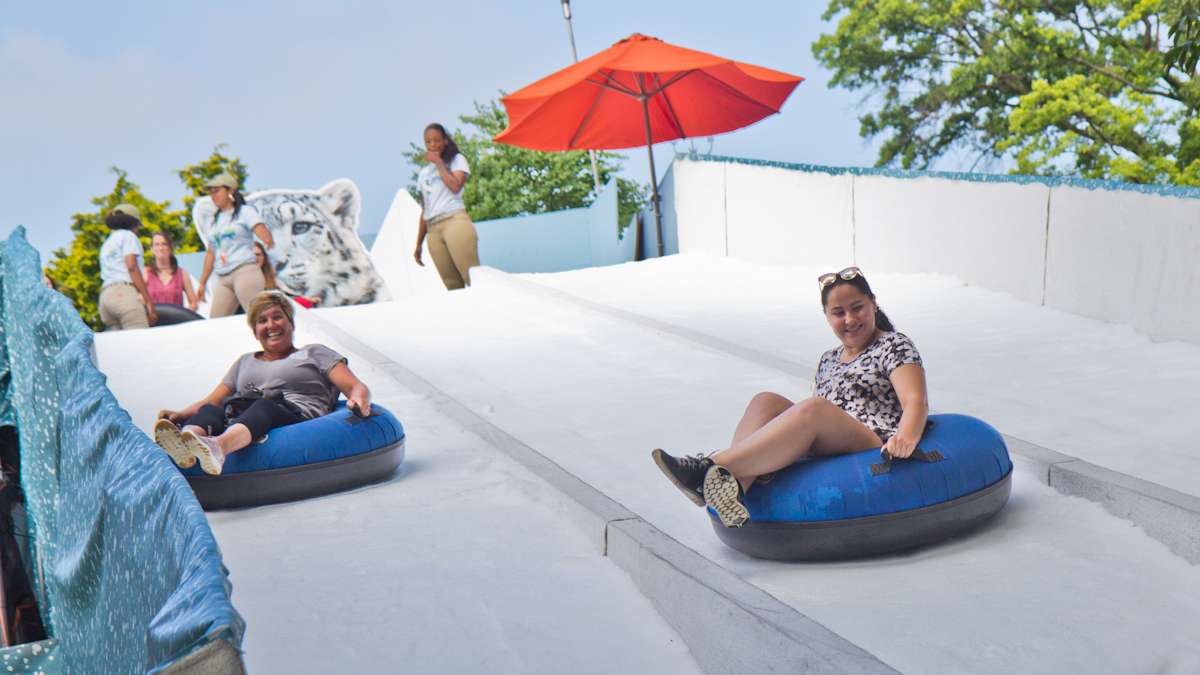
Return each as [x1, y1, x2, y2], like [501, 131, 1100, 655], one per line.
[0, 228, 243, 673]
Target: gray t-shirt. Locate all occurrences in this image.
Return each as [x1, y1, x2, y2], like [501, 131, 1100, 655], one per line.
[220, 344, 347, 419]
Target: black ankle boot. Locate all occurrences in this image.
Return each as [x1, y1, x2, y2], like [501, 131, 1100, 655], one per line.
[651, 449, 713, 506]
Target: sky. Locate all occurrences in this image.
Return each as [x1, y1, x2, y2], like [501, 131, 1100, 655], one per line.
[0, 1, 888, 261]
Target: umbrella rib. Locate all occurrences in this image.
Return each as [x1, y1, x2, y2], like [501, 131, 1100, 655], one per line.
[587, 71, 640, 99]
[694, 69, 780, 115]
[646, 70, 694, 96]
[652, 73, 687, 138]
[568, 72, 610, 149]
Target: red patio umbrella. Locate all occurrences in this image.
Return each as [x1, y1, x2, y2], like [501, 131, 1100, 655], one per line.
[495, 33, 803, 256]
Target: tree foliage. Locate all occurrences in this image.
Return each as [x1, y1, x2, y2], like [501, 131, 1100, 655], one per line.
[1166, 0, 1200, 72]
[814, 1, 1200, 184]
[404, 100, 648, 231]
[45, 147, 248, 330]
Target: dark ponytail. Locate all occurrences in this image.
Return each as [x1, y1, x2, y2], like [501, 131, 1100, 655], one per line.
[425, 122, 460, 166]
[874, 306, 895, 332]
[230, 189, 246, 220]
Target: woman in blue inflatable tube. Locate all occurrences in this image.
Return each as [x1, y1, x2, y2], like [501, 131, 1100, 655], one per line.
[653, 267, 929, 528]
[153, 290, 372, 475]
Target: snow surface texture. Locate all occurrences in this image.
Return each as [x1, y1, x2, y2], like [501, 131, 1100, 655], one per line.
[95, 317, 699, 675]
[313, 260, 1200, 675]
[531, 254, 1200, 501]
[367, 189, 448, 299]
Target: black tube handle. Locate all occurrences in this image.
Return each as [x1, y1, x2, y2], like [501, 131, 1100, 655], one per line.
[869, 448, 944, 476]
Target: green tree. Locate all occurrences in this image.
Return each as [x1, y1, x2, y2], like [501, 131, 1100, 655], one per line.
[814, 1, 1200, 184]
[45, 146, 249, 330]
[405, 100, 648, 232]
[45, 169, 186, 329]
[1166, 0, 1200, 73]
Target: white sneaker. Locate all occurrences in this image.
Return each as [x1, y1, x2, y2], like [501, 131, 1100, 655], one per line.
[703, 465, 750, 528]
[180, 430, 225, 476]
[154, 419, 195, 468]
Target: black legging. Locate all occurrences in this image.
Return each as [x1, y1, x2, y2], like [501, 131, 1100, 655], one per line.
[184, 399, 304, 441]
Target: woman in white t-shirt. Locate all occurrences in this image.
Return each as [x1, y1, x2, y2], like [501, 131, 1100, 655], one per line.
[195, 173, 275, 317]
[98, 204, 158, 330]
[413, 123, 480, 290]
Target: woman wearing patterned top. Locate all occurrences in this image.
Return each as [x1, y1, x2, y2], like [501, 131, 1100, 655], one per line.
[652, 267, 929, 528]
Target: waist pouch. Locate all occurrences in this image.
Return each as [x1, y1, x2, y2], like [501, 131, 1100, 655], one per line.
[224, 386, 306, 422]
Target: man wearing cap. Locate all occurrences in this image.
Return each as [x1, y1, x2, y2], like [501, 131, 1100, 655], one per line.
[194, 173, 275, 317]
[98, 204, 158, 330]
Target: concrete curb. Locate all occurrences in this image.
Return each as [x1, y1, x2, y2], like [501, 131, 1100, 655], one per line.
[301, 309, 899, 675]
[1050, 459, 1200, 563]
[478, 268, 1200, 565]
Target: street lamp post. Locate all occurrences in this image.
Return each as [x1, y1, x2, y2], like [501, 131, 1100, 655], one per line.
[561, 0, 603, 195]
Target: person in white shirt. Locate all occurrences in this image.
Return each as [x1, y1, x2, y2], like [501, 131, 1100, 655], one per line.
[412, 123, 480, 290]
[97, 204, 158, 330]
[195, 173, 275, 316]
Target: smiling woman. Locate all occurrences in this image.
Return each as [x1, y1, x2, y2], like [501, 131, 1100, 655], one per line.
[152, 290, 373, 475]
[653, 267, 930, 529]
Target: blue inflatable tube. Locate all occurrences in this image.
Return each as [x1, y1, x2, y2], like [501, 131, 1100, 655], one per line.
[182, 401, 405, 510]
[712, 414, 1012, 560]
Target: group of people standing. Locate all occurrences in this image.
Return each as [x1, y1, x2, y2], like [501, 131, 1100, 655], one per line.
[97, 121, 480, 332]
[97, 174, 324, 331]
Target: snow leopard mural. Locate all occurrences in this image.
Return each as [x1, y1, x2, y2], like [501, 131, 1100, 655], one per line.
[194, 179, 391, 306]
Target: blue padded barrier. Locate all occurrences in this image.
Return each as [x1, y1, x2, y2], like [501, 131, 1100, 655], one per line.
[0, 227, 243, 673]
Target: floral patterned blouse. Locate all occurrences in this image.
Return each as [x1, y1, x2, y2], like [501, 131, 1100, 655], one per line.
[813, 331, 923, 440]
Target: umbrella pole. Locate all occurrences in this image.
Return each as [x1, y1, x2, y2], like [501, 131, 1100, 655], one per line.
[642, 96, 665, 258]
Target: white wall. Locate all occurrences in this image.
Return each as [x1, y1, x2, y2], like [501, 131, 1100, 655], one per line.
[725, 164, 853, 268]
[665, 156, 1200, 344]
[671, 160, 726, 257]
[854, 175, 1048, 305]
[1045, 186, 1200, 342]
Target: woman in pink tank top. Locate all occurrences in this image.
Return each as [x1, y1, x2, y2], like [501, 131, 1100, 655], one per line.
[144, 232, 198, 310]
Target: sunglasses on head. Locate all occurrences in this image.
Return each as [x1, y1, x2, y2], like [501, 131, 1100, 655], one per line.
[817, 266, 863, 290]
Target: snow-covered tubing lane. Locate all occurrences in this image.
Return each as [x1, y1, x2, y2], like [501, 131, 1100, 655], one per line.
[316, 262, 1200, 675]
[96, 316, 700, 674]
[528, 255, 1200, 501]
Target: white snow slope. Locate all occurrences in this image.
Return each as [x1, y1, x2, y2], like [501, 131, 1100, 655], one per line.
[531, 254, 1200, 501]
[92, 253, 1200, 674]
[96, 317, 699, 675]
[313, 258, 1200, 675]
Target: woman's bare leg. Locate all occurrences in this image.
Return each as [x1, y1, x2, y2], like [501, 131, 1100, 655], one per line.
[181, 423, 251, 456]
[711, 397, 882, 488]
[212, 424, 252, 456]
[730, 392, 794, 447]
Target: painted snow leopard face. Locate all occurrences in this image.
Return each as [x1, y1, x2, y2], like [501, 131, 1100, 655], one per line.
[247, 180, 391, 306]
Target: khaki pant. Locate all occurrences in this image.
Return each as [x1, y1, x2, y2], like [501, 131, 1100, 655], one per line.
[210, 263, 266, 318]
[426, 210, 480, 290]
[99, 283, 149, 330]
